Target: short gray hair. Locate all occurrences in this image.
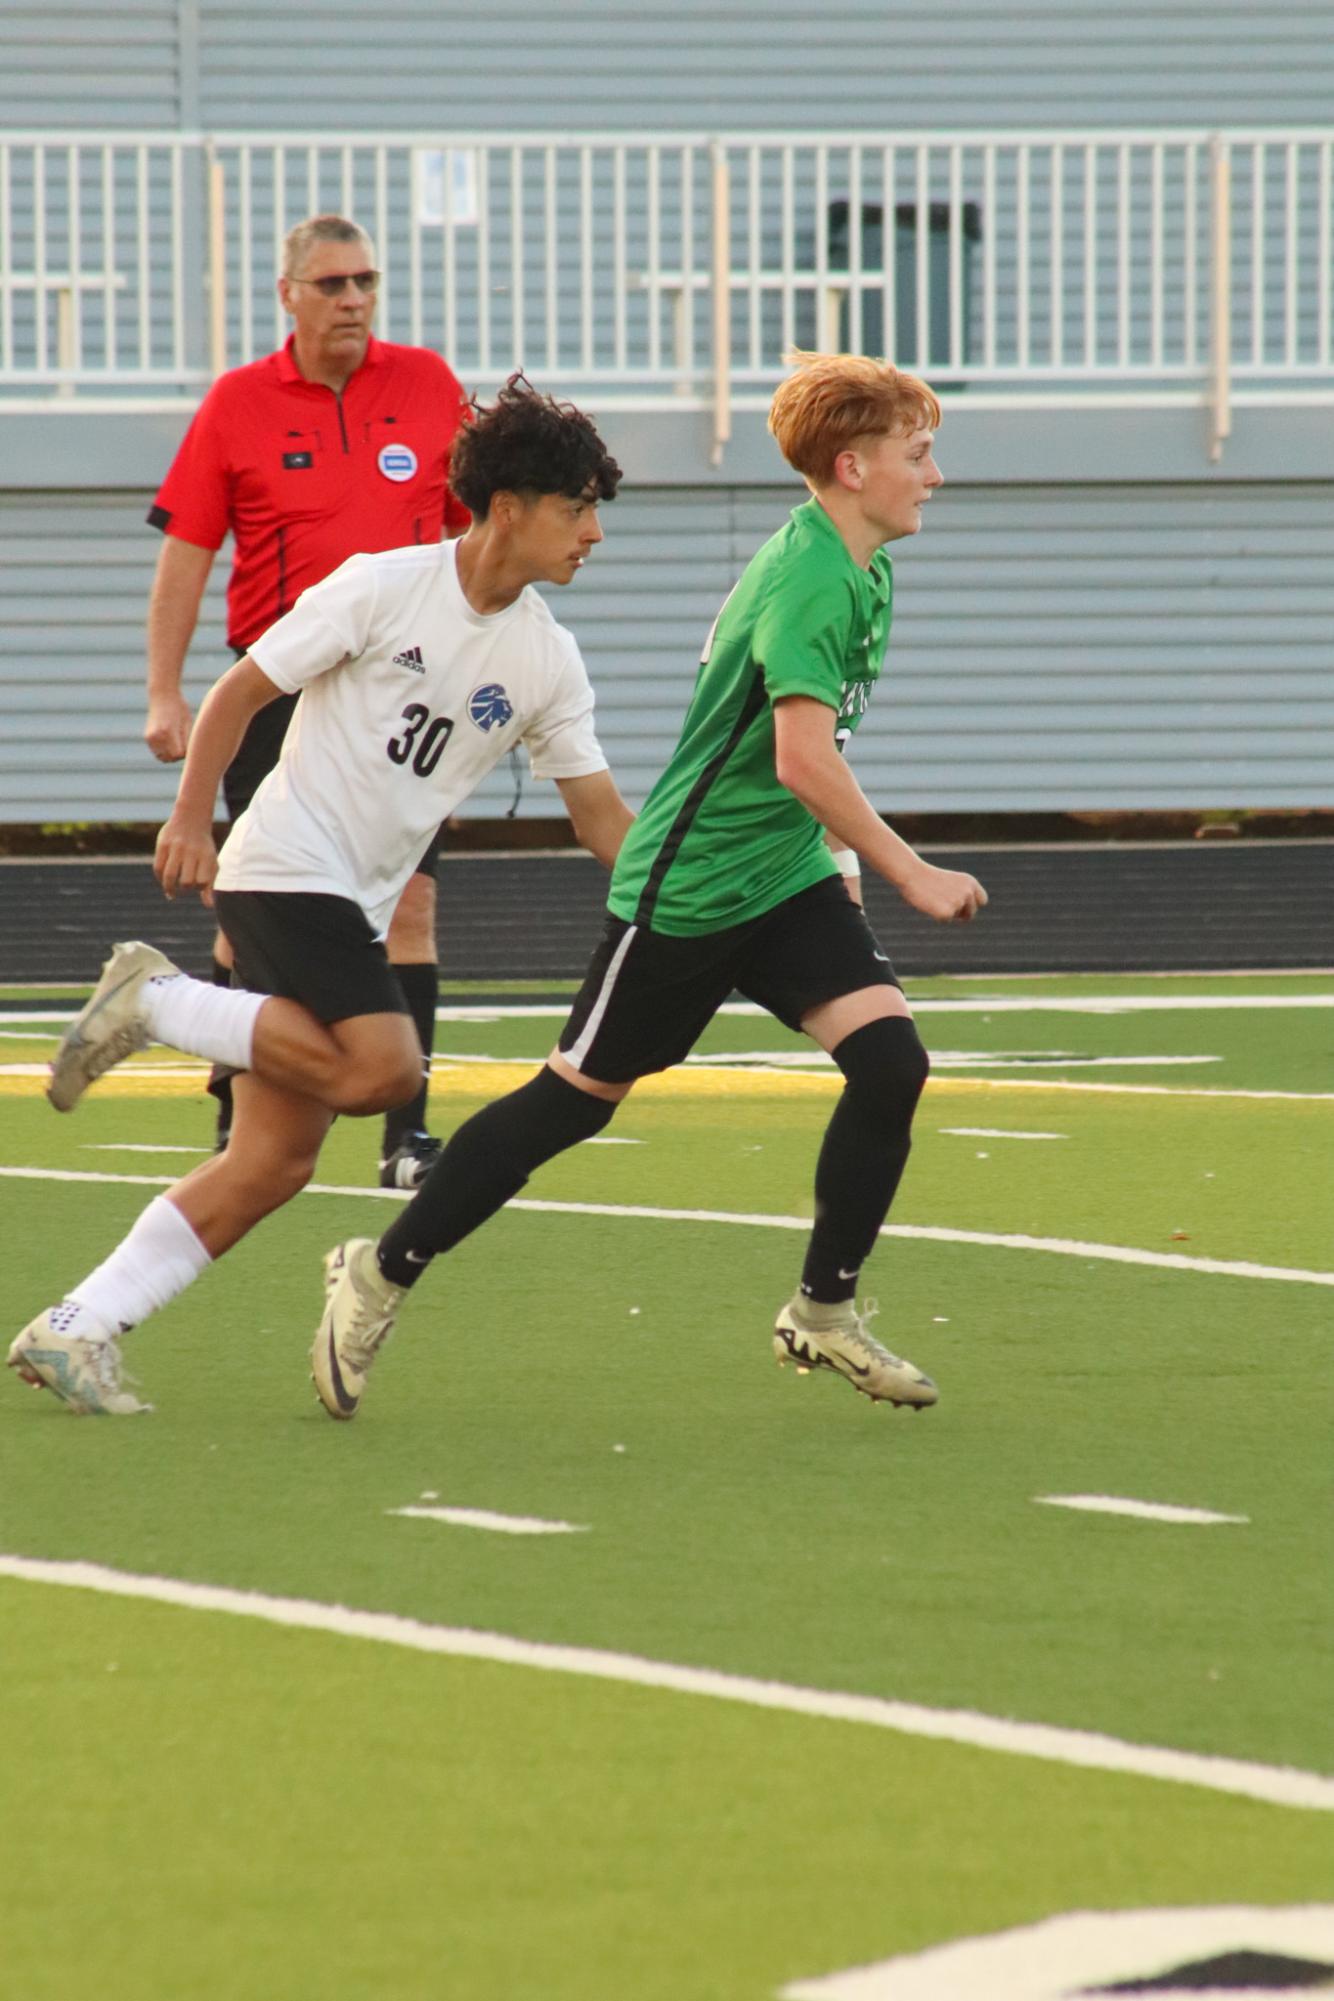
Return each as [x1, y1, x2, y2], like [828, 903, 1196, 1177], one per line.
[282, 214, 375, 280]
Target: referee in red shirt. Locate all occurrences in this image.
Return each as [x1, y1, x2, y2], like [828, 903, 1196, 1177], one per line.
[144, 213, 470, 1189]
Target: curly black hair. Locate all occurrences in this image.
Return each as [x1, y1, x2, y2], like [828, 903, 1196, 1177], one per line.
[448, 374, 622, 517]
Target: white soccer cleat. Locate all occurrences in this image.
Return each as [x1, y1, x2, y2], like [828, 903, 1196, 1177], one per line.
[773, 1297, 939, 1409]
[47, 940, 180, 1112]
[311, 1238, 407, 1420]
[7, 1306, 153, 1415]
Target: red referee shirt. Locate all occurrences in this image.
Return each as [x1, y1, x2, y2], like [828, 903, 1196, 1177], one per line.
[149, 334, 471, 651]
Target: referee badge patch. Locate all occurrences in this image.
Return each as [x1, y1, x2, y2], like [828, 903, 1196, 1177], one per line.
[377, 442, 418, 483]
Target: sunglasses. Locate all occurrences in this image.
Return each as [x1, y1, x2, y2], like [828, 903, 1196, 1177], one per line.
[291, 270, 381, 297]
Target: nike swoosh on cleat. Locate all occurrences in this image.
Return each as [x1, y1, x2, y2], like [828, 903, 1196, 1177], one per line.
[73, 969, 147, 1036]
[47, 967, 152, 1104]
[782, 1328, 870, 1379]
[325, 1331, 359, 1414]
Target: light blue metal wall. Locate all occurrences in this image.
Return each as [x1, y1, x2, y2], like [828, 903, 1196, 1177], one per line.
[3, 2, 1333, 820]
[0, 5, 185, 127]
[3, 481, 1330, 820]
[8, 3, 1334, 135]
[194, 1, 1334, 130]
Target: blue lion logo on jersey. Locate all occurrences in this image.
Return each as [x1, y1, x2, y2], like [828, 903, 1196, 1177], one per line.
[468, 683, 514, 732]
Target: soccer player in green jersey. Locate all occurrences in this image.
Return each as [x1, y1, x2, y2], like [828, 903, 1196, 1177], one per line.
[311, 351, 987, 1422]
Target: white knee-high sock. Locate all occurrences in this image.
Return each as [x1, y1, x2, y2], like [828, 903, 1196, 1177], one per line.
[141, 973, 267, 1072]
[68, 1196, 213, 1337]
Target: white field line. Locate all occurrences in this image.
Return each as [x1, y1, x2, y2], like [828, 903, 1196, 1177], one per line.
[2, 1165, 1331, 1289]
[897, 995, 1334, 1014]
[939, 1128, 1068, 1140]
[3, 994, 1332, 1032]
[82, 1144, 212, 1156]
[1, 1555, 1329, 1813]
[511, 1202, 1334, 1289]
[945, 1077, 1334, 1103]
[1035, 1495, 1250, 1526]
[425, 998, 1328, 1019]
[933, 1055, 1223, 1069]
[782, 1905, 1334, 2001]
[691, 1052, 1223, 1070]
[389, 1506, 588, 1535]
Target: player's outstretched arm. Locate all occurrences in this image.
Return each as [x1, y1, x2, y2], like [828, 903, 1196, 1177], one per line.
[773, 696, 987, 924]
[154, 657, 285, 901]
[144, 535, 217, 762]
[556, 770, 636, 868]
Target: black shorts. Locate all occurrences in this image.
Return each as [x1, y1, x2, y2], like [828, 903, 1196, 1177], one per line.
[558, 875, 901, 1085]
[221, 690, 300, 821]
[222, 673, 440, 879]
[212, 890, 411, 1025]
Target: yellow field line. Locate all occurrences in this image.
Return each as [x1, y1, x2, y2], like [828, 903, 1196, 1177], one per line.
[2, 1062, 1328, 1104]
[1, 1061, 837, 1100]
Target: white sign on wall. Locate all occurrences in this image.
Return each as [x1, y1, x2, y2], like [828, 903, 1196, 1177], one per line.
[414, 149, 480, 227]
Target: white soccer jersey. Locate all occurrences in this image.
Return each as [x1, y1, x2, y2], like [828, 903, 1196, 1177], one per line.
[215, 540, 607, 935]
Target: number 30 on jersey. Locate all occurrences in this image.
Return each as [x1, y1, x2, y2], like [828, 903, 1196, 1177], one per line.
[387, 702, 454, 777]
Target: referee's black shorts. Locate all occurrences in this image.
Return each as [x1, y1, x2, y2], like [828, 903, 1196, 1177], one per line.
[220, 690, 299, 821]
[558, 875, 901, 1085]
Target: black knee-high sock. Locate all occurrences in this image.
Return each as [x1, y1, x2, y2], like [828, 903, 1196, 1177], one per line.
[379, 1066, 616, 1286]
[800, 1016, 930, 1306]
[382, 962, 438, 1153]
[210, 956, 234, 1141]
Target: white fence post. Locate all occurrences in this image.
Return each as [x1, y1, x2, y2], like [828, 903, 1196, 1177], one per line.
[710, 140, 731, 468]
[2, 125, 1334, 421]
[207, 143, 226, 378]
[1208, 135, 1233, 464]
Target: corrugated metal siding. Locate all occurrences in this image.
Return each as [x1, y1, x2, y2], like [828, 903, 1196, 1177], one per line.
[0, 494, 229, 822]
[574, 485, 1334, 813]
[2, 483, 1331, 822]
[842, 485, 1334, 809]
[197, 0, 1334, 131]
[7, 5, 1331, 391]
[9, 0, 1334, 136]
[0, 5, 182, 128]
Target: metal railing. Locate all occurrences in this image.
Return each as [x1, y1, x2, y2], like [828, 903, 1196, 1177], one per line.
[2, 126, 1333, 459]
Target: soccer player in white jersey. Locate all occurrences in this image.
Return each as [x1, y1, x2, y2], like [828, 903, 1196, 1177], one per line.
[8, 379, 633, 1415]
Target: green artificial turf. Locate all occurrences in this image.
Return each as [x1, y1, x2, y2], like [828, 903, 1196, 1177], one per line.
[1, 974, 1330, 1999]
[4, 1583, 1332, 2001]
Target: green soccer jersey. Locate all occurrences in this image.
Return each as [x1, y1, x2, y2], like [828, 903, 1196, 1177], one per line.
[608, 497, 893, 935]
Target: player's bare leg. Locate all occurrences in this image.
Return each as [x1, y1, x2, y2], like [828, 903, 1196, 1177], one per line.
[166, 1072, 335, 1256]
[10, 1073, 336, 1414]
[47, 942, 423, 1119]
[247, 1002, 423, 1116]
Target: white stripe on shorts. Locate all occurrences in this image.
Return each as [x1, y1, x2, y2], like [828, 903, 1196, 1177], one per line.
[565, 924, 639, 1072]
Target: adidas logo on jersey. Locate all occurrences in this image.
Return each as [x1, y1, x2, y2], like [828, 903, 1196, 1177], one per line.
[393, 645, 425, 673]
